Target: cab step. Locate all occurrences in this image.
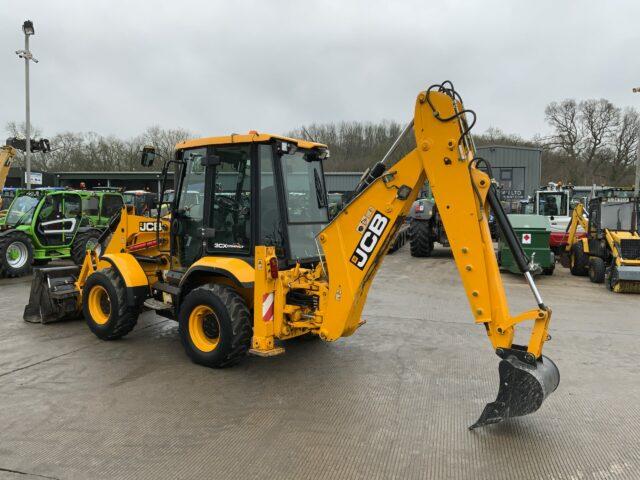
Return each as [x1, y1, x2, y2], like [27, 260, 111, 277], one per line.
[143, 298, 172, 311]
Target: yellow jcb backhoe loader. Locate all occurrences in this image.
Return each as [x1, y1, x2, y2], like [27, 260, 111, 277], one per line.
[562, 196, 640, 292]
[24, 82, 559, 429]
[0, 145, 17, 212]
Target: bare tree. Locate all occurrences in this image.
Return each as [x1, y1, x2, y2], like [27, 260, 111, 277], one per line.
[606, 108, 640, 182]
[544, 98, 639, 185]
[139, 126, 194, 168]
[545, 100, 582, 160]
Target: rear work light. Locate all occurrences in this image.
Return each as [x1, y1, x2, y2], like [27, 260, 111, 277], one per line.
[269, 257, 279, 279]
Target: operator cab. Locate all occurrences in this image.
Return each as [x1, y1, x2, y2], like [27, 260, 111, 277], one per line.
[145, 133, 330, 270]
[2, 189, 82, 246]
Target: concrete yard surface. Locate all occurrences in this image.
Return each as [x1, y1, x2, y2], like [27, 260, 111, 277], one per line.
[0, 249, 639, 480]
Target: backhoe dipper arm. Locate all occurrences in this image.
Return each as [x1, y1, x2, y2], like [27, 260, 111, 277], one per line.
[316, 84, 559, 429]
[564, 203, 588, 253]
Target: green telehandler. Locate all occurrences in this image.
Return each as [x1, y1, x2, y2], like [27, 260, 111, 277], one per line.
[0, 188, 124, 277]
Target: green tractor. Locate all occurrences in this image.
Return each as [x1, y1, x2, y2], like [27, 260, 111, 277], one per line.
[0, 189, 124, 277]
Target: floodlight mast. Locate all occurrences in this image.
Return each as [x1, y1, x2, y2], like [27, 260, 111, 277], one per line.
[16, 20, 38, 189]
[634, 87, 640, 196]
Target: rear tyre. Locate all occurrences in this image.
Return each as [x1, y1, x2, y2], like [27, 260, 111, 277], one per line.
[409, 220, 434, 257]
[0, 232, 33, 278]
[71, 229, 102, 265]
[83, 268, 139, 340]
[178, 284, 252, 368]
[569, 242, 588, 276]
[588, 257, 605, 283]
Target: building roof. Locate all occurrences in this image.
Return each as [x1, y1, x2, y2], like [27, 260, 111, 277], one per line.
[478, 144, 542, 153]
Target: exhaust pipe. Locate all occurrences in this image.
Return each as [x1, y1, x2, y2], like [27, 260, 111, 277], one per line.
[23, 266, 82, 324]
[470, 347, 560, 429]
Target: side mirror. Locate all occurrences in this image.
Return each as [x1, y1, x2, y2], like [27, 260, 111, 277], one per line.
[141, 146, 157, 167]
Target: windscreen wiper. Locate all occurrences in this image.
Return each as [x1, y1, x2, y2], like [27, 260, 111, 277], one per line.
[314, 169, 327, 209]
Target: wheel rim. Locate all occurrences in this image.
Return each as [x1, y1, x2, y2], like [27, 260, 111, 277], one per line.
[189, 305, 220, 352]
[6, 241, 28, 269]
[88, 285, 111, 325]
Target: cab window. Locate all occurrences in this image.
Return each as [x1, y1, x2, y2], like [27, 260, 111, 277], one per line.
[82, 196, 100, 216]
[259, 145, 284, 256]
[101, 194, 123, 218]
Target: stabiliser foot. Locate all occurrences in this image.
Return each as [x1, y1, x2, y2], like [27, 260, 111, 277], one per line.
[470, 346, 560, 430]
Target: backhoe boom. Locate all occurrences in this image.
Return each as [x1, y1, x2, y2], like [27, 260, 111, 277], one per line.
[316, 85, 559, 428]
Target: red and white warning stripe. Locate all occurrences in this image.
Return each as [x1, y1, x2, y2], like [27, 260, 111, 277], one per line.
[262, 292, 274, 322]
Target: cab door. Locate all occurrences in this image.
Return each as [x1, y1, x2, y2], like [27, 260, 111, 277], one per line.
[171, 145, 254, 269]
[172, 148, 207, 268]
[34, 193, 81, 246]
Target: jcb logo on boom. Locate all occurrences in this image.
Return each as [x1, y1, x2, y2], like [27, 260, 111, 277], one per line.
[350, 211, 389, 270]
[139, 222, 167, 232]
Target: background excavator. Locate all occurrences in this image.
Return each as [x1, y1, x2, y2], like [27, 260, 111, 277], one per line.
[0, 145, 17, 212]
[24, 82, 559, 429]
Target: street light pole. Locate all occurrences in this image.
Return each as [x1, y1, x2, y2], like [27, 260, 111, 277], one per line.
[16, 20, 37, 189]
[633, 87, 640, 196]
[24, 32, 31, 189]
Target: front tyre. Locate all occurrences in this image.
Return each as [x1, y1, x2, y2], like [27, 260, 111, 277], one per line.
[178, 284, 252, 368]
[588, 257, 605, 283]
[82, 268, 139, 340]
[0, 232, 33, 278]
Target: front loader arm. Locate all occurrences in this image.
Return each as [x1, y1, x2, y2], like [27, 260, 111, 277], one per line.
[317, 84, 559, 429]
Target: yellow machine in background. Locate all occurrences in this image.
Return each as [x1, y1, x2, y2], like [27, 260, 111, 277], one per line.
[561, 202, 589, 275]
[0, 146, 17, 212]
[562, 196, 640, 292]
[25, 82, 559, 429]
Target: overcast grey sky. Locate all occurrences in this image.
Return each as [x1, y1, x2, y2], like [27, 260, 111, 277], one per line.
[1, 0, 639, 141]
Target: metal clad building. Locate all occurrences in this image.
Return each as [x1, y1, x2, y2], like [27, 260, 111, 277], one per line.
[325, 172, 361, 193]
[9, 171, 364, 195]
[476, 145, 542, 211]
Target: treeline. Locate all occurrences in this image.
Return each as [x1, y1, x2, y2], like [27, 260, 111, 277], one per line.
[6, 123, 192, 172]
[292, 98, 639, 186]
[6, 97, 639, 186]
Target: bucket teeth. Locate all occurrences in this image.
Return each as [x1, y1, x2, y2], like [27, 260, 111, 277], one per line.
[470, 348, 559, 430]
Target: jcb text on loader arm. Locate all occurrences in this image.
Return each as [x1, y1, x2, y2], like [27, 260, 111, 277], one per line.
[25, 81, 559, 429]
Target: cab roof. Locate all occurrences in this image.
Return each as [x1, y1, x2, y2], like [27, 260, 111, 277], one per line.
[176, 132, 326, 151]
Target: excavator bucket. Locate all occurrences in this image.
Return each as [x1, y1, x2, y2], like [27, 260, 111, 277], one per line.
[23, 266, 82, 324]
[470, 349, 560, 429]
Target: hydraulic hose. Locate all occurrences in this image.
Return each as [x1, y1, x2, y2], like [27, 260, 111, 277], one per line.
[486, 185, 530, 274]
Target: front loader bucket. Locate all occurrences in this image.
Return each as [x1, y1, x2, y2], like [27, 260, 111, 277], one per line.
[470, 348, 559, 430]
[23, 266, 82, 324]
